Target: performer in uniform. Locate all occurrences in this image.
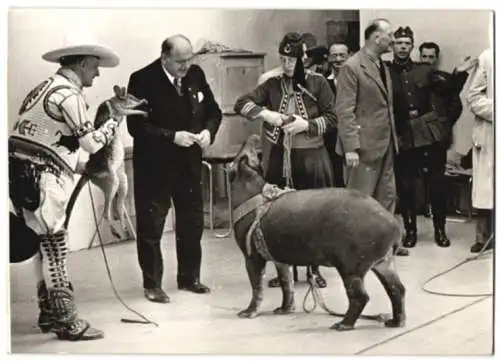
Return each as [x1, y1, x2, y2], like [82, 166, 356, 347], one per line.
[387, 26, 465, 248]
[9, 41, 128, 341]
[234, 32, 336, 289]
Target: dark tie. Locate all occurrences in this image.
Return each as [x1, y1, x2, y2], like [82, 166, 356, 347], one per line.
[378, 60, 387, 89]
[174, 78, 183, 96]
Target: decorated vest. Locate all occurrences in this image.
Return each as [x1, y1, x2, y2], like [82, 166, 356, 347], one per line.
[9, 73, 88, 175]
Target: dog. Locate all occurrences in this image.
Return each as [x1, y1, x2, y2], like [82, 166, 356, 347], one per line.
[64, 86, 148, 239]
[228, 134, 406, 331]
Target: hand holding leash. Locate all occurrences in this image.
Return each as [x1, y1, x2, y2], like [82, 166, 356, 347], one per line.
[282, 115, 309, 135]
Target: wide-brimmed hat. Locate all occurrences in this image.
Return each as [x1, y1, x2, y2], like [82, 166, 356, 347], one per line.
[42, 33, 119, 67]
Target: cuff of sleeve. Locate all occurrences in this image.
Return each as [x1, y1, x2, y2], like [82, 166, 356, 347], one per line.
[308, 116, 328, 136]
[240, 101, 263, 120]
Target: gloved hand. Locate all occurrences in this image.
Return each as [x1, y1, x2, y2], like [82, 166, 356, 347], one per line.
[258, 109, 287, 126]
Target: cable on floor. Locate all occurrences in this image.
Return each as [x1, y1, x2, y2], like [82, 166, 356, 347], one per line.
[88, 183, 159, 327]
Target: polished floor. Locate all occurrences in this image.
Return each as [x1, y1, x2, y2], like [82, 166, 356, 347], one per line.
[9, 216, 494, 355]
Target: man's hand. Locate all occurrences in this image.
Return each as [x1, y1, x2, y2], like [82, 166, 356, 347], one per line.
[174, 131, 197, 147]
[345, 151, 359, 168]
[455, 56, 478, 73]
[259, 109, 286, 126]
[447, 149, 464, 167]
[282, 115, 309, 135]
[195, 129, 211, 149]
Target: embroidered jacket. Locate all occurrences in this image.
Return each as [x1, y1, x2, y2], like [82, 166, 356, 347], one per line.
[9, 68, 118, 176]
[234, 70, 336, 149]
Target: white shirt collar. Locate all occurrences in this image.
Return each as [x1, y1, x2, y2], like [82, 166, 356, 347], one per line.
[161, 62, 176, 85]
[57, 67, 83, 89]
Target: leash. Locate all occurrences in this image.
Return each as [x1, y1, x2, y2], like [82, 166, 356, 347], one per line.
[302, 266, 389, 322]
[302, 235, 494, 320]
[87, 183, 159, 327]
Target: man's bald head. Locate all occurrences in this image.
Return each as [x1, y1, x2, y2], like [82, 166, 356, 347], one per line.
[161, 34, 194, 78]
[161, 34, 192, 56]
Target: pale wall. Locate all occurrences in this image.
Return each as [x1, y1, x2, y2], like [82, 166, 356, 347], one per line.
[359, 9, 493, 155]
[8, 8, 344, 251]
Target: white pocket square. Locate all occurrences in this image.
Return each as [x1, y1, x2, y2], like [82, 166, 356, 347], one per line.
[197, 91, 204, 103]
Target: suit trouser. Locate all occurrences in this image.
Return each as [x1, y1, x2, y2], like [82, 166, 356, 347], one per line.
[134, 159, 204, 289]
[323, 130, 345, 187]
[345, 142, 397, 214]
[394, 145, 447, 231]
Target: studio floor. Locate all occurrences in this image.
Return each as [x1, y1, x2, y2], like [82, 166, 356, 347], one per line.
[9, 216, 494, 355]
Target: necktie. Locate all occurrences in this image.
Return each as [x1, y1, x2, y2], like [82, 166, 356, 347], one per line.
[174, 78, 183, 96]
[378, 59, 387, 89]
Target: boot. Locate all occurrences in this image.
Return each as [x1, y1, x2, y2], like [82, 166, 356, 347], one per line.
[49, 287, 104, 341]
[402, 229, 417, 248]
[433, 215, 450, 248]
[36, 281, 53, 333]
[310, 266, 327, 288]
[434, 229, 451, 247]
[401, 209, 417, 248]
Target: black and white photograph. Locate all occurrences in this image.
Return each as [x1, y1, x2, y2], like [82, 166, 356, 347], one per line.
[3, 1, 496, 357]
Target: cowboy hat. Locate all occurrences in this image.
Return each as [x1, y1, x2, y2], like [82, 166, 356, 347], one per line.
[42, 38, 120, 67]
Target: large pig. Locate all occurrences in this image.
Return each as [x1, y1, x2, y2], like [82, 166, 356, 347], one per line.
[228, 135, 406, 331]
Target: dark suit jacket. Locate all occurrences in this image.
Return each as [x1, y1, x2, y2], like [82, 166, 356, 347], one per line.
[126, 60, 222, 179]
[335, 48, 398, 162]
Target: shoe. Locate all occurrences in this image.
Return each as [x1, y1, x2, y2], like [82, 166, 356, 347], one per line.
[178, 279, 210, 294]
[434, 229, 451, 248]
[402, 229, 417, 248]
[470, 242, 493, 253]
[268, 277, 280, 288]
[54, 318, 104, 341]
[396, 247, 410, 256]
[144, 288, 170, 303]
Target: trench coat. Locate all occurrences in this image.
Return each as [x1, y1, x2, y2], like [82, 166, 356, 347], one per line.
[465, 48, 494, 210]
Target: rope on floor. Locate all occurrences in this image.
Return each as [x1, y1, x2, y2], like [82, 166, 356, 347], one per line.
[88, 184, 159, 327]
[421, 235, 494, 297]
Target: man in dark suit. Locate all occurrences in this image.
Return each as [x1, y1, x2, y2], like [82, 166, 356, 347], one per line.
[335, 18, 409, 256]
[126, 34, 222, 303]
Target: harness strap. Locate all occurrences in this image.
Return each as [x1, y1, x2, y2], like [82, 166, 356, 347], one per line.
[233, 183, 295, 261]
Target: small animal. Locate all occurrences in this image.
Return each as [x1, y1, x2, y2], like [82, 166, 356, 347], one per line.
[64, 86, 148, 240]
[228, 135, 406, 331]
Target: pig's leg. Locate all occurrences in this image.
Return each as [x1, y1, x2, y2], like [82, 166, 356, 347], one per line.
[273, 263, 295, 314]
[331, 274, 369, 331]
[372, 258, 406, 328]
[238, 254, 267, 318]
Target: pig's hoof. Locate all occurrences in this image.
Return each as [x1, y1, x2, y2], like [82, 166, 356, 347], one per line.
[237, 309, 259, 318]
[273, 306, 295, 315]
[384, 319, 405, 328]
[330, 322, 354, 331]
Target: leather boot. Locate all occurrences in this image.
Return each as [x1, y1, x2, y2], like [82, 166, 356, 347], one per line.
[401, 208, 417, 248]
[49, 287, 104, 341]
[433, 215, 450, 247]
[36, 281, 53, 333]
[402, 229, 417, 248]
